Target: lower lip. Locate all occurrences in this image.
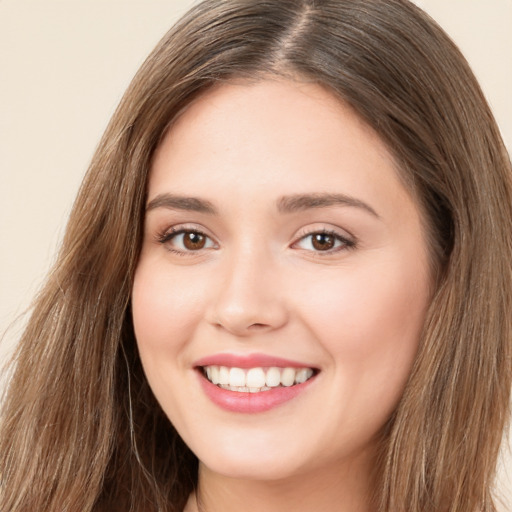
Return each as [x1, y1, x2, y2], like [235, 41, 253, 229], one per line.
[197, 371, 316, 413]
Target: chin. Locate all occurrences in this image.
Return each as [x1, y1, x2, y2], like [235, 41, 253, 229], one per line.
[200, 452, 307, 482]
[188, 431, 313, 481]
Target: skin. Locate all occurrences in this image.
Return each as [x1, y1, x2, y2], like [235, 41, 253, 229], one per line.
[131, 79, 432, 512]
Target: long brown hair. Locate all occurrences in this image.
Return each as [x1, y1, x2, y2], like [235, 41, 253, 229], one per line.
[1, 1, 511, 511]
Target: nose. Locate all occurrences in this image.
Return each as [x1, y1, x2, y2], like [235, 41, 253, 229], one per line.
[206, 247, 289, 337]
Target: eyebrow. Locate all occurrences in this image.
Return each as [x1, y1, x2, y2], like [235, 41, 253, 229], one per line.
[146, 192, 379, 218]
[277, 193, 380, 218]
[146, 193, 217, 214]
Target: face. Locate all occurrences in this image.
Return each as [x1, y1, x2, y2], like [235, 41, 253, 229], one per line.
[132, 79, 432, 482]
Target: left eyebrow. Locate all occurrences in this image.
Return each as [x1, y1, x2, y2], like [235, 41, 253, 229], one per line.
[146, 193, 218, 214]
[277, 193, 380, 218]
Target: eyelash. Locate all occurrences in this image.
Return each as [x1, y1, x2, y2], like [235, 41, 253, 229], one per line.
[156, 227, 215, 256]
[292, 229, 356, 254]
[156, 227, 356, 256]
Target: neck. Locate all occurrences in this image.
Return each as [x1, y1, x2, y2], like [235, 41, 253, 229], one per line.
[186, 450, 377, 512]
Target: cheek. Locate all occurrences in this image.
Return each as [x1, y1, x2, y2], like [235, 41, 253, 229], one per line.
[130, 260, 213, 426]
[297, 256, 429, 402]
[304, 266, 426, 345]
[131, 260, 206, 361]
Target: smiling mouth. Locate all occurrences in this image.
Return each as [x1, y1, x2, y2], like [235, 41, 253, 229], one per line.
[200, 365, 316, 393]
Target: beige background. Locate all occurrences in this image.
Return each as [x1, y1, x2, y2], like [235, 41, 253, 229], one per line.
[1, 0, 511, 507]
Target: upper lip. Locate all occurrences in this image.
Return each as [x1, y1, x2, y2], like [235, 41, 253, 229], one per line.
[193, 352, 317, 369]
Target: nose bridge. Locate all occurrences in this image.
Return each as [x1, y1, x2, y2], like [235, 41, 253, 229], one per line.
[209, 240, 288, 335]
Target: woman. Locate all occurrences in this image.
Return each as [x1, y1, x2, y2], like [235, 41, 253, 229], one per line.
[1, 1, 511, 511]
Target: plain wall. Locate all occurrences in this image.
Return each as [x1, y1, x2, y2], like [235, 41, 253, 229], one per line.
[1, 0, 511, 507]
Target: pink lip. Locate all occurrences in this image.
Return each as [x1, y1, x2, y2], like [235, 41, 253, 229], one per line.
[193, 352, 314, 369]
[197, 372, 316, 413]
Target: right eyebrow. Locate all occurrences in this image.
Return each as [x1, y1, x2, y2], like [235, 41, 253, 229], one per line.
[146, 193, 218, 214]
[277, 192, 380, 218]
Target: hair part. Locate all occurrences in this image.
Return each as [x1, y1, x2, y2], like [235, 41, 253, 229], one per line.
[1, 1, 511, 511]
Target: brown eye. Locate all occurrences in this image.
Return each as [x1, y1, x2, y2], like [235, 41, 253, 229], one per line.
[293, 230, 354, 254]
[183, 231, 207, 250]
[311, 233, 336, 251]
[160, 229, 215, 252]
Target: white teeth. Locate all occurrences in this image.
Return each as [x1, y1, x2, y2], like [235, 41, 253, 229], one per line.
[210, 366, 220, 384]
[229, 367, 246, 387]
[295, 368, 313, 384]
[203, 365, 315, 391]
[246, 368, 266, 388]
[266, 367, 281, 387]
[281, 367, 295, 387]
[218, 366, 230, 385]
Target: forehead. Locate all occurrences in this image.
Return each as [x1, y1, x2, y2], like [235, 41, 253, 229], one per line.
[156, 78, 389, 159]
[149, 79, 415, 221]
